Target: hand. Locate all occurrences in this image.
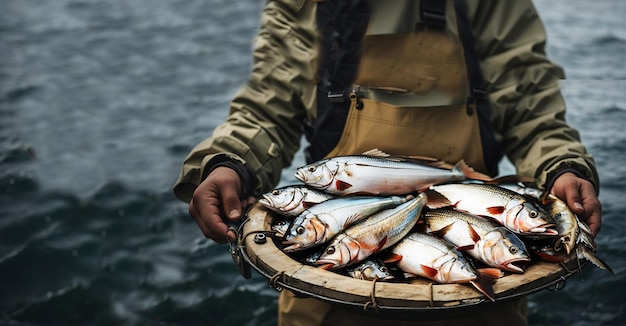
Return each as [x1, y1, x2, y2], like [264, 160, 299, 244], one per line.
[550, 172, 602, 239]
[189, 167, 256, 243]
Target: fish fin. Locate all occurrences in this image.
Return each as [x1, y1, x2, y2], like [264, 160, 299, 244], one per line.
[576, 217, 593, 234]
[376, 236, 388, 252]
[406, 155, 441, 163]
[578, 246, 616, 276]
[424, 190, 452, 209]
[478, 214, 505, 226]
[335, 179, 353, 191]
[362, 148, 441, 165]
[361, 236, 388, 254]
[470, 269, 501, 302]
[456, 244, 475, 251]
[432, 223, 454, 237]
[477, 268, 504, 280]
[318, 263, 335, 270]
[414, 219, 428, 233]
[454, 160, 492, 182]
[362, 148, 391, 157]
[301, 201, 316, 209]
[486, 206, 506, 215]
[382, 253, 403, 264]
[539, 194, 558, 206]
[343, 214, 363, 229]
[468, 224, 482, 243]
[420, 265, 439, 279]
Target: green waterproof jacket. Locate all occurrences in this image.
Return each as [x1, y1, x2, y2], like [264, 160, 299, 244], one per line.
[173, 0, 599, 203]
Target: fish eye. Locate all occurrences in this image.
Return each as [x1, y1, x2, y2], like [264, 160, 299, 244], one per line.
[380, 266, 388, 273]
[509, 246, 519, 254]
[296, 226, 305, 234]
[529, 210, 538, 218]
[326, 246, 335, 254]
[307, 166, 316, 172]
[272, 189, 281, 195]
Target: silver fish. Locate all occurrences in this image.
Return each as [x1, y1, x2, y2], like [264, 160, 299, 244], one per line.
[282, 195, 410, 252]
[541, 194, 614, 275]
[346, 258, 395, 281]
[294, 154, 490, 196]
[390, 232, 502, 302]
[424, 208, 531, 273]
[428, 183, 558, 236]
[315, 194, 425, 270]
[259, 185, 335, 217]
[271, 219, 291, 238]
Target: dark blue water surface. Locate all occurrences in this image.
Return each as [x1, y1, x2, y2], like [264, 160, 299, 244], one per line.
[1, 0, 624, 325]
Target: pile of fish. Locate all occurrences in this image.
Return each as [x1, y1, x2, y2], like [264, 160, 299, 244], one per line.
[258, 152, 613, 302]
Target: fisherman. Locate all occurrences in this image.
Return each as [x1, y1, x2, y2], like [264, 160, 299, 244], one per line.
[173, 1, 602, 325]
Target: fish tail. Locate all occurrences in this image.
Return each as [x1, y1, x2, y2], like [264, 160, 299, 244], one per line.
[578, 246, 615, 276]
[454, 160, 492, 182]
[424, 190, 452, 209]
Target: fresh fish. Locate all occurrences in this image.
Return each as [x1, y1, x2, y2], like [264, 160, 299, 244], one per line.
[314, 194, 425, 270]
[390, 232, 502, 302]
[499, 184, 592, 253]
[259, 185, 335, 217]
[271, 219, 291, 238]
[294, 154, 490, 196]
[428, 183, 558, 236]
[527, 240, 571, 262]
[541, 194, 590, 254]
[424, 208, 531, 273]
[541, 194, 614, 275]
[346, 258, 395, 281]
[282, 195, 410, 252]
[501, 184, 614, 275]
[498, 182, 544, 200]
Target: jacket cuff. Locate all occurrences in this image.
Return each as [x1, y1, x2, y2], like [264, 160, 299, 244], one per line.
[203, 154, 257, 198]
[543, 161, 598, 194]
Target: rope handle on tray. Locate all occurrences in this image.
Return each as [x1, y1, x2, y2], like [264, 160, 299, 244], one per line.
[363, 277, 380, 313]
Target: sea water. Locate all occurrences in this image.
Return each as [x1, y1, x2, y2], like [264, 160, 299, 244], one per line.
[0, 0, 624, 325]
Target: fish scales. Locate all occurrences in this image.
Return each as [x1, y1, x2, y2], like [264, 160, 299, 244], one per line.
[314, 194, 426, 270]
[294, 155, 488, 196]
[282, 195, 410, 252]
[429, 183, 557, 236]
[424, 208, 531, 273]
[259, 185, 335, 217]
[390, 232, 500, 302]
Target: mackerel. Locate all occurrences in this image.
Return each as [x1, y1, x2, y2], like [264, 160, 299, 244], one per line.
[294, 154, 490, 196]
[315, 194, 426, 270]
[282, 195, 410, 252]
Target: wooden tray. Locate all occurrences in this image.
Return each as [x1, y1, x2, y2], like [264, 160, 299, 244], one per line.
[238, 203, 583, 320]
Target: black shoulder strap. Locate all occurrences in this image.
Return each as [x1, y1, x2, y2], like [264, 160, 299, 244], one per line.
[454, 0, 502, 176]
[420, 0, 447, 29]
[454, 0, 487, 100]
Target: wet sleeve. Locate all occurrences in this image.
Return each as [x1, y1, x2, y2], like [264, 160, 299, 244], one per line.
[468, 0, 599, 192]
[173, 0, 318, 203]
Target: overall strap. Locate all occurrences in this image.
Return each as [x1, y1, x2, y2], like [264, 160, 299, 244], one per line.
[304, 0, 370, 164]
[454, 0, 502, 176]
[420, 0, 446, 29]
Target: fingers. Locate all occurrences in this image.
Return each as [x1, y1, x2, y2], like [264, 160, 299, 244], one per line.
[551, 172, 602, 239]
[579, 182, 602, 238]
[189, 197, 230, 243]
[188, 167, 247, 243]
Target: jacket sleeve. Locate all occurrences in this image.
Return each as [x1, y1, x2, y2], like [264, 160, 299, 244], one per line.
[173, 0, 319, 202]
[469, 0, 600, 192]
